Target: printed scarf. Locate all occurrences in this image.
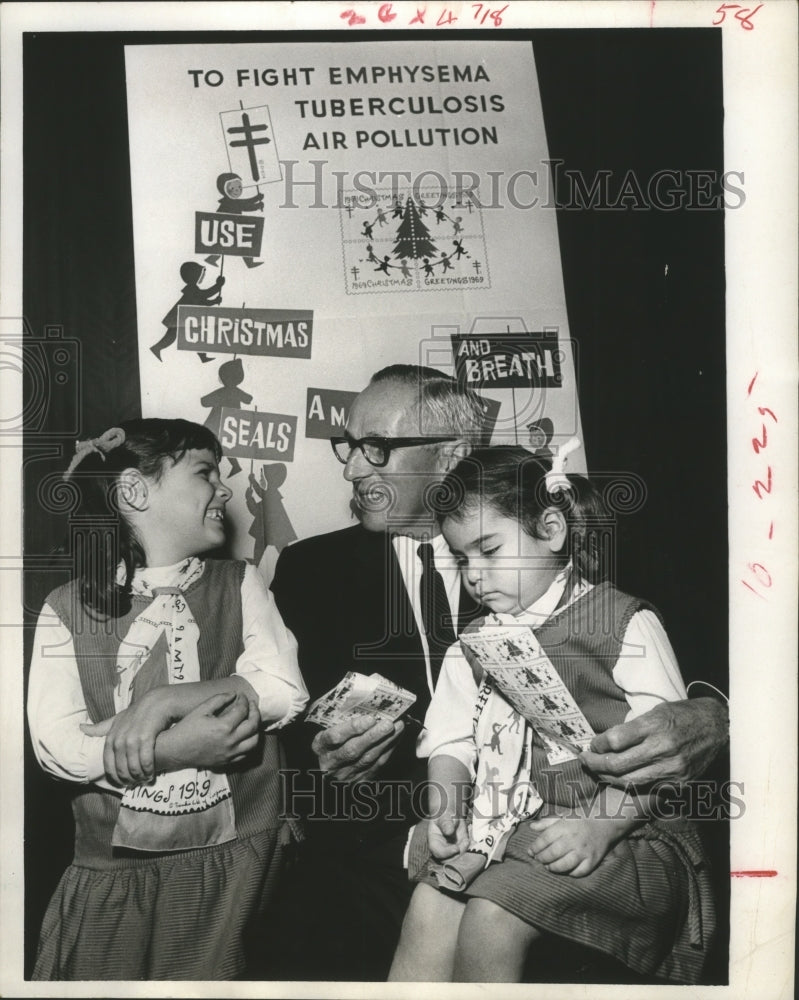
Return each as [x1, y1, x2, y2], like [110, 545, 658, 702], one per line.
[111, 558, 237, 851]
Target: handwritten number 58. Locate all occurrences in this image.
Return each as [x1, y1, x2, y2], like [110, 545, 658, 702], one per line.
[713, 3, 763, 30]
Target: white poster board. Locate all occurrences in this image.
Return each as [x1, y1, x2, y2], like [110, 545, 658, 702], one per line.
[0, 3, 796, 999]
[125, 38, 584, 572]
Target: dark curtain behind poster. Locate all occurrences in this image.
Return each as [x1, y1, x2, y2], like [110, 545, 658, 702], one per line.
[22, 28, 728, 981]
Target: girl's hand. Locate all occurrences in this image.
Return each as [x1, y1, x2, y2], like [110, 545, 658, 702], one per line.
[81, 687, 175, 787]
[158, 692, 260, 772]
[428, 814, 469, 860]
[527, 814, 630, 878]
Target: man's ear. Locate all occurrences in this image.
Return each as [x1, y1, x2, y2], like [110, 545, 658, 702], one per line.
[540, 508, 568, 552]
[115, 469, 150, 513]
[439, 438, 470, 472]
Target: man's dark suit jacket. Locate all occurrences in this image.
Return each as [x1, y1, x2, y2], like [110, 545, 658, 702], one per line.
[271, 523, 482, 849]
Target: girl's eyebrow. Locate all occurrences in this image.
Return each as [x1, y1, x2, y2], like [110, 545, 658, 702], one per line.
[453, 533, 499, 553]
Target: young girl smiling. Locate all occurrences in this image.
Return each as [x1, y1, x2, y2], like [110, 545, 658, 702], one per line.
[28, 418, 307, 980]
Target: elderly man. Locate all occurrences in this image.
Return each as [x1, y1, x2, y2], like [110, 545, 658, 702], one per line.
[263, 364, 728, 981]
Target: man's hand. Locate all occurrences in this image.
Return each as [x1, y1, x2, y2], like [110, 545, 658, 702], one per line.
[581, 697, 729, 787]
[428, 814, 469, 861]
[311, 715, 404, 782]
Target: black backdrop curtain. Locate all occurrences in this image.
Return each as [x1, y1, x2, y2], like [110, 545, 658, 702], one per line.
[22, 28, 727, 981]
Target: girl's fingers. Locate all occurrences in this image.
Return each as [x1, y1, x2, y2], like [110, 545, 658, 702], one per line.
[218, 692, 250, 727]
[120, 736, 145, 784]
[206, 693, 245, 725]
[438, 815, 457, 838]
[103, 739, 122, 786]
[568, 858, 595, 878]
[185, 692, 237, 719]
[529, 833, 569, 865]
[80, 717, 114, 737]
[528, 816, 562, 835]
[110, 742, 133, 786]
[230, 700, 260, 743]
[232, 733, 259, 757]
[138, 739, 156, 781]
[527, 820, 564, 853]
[545, 851, 581, 875]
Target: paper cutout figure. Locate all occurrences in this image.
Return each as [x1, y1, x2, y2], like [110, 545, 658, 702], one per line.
[200, 358, 253, 477]
[152, 261, 224, 362]
[526, 418, 555, 459]
[246, 463, 297, 578]
[204, 172, 264, 269]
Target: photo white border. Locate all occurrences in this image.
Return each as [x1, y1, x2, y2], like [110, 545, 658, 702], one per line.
[1, 2, 796, 998]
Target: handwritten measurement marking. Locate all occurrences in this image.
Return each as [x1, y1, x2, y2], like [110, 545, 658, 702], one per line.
[472, 3, 509, 27]
[339, 2, 510, 28]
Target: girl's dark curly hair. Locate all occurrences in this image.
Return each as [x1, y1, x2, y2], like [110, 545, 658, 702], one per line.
[436, 445, 612, 584]
[66, 418, 222, 617]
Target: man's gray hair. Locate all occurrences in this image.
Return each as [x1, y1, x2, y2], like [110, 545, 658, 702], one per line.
[370, 364, 488, 441]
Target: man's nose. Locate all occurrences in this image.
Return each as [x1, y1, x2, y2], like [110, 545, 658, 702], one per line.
[343, 445, 372, 481]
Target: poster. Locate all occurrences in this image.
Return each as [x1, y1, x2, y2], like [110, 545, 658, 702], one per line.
[0, 2, 796, 999]
[125, 38, 584, 568]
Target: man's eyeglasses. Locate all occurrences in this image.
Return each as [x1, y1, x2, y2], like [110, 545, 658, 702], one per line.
[330, 434, 457, 468]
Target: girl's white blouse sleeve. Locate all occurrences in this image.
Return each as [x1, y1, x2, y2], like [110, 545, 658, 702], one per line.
[236, 563, 308, 729]
[614, 609, 688, 717]
[27, 566, 309, 789]
[416, 643, 480, 776]
[27, 603, 117, 790]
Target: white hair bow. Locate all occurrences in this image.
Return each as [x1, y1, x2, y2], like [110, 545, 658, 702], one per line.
[544, 436, 581, 494]
[64, 426, 126, 478]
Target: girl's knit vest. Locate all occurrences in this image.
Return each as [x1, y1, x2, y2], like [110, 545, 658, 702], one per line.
[45, 560, 284, 869]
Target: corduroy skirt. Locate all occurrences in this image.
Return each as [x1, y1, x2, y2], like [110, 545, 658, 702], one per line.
[408, 816, 716, 984]
[33, 829, 283, 981]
